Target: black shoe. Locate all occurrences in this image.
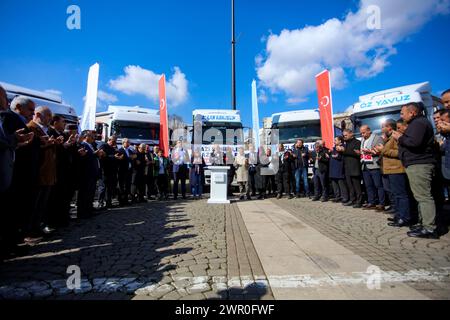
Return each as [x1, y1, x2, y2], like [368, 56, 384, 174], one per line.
[388, 219, 413, 228]
[386, 207, 397, 214]
[332, 198, 342, 203]
[239, 196, 245, 201]
[343, 201, 354, 207]
[321, 198, 329, 202]
[312, 197, 320, 202]
[387, 217, 398, 222]
[353, 203, 363, 209]
[288, 194, 294, 199]
[407, 228, 440, 239]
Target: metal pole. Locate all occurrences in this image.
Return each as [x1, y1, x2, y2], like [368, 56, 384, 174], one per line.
[231, 0, 236, 111]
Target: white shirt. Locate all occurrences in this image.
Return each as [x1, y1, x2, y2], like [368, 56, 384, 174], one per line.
[35, 122, 48, 135]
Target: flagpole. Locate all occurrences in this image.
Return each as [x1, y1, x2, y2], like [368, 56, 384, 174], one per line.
[231, 0, 236, 111]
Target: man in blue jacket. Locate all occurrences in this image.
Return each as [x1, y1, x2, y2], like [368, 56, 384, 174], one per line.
[292, 139, 310, 198]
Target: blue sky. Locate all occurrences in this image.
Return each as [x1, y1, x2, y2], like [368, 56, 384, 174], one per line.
[0, 0, 449, 127]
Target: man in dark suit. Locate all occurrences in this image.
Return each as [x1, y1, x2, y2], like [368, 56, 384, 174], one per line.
[276, 144, 295, 199]
[99, 135, 120, 208]
[292, 139, 311, 198]
[77, 131, 102, 219]
[311, 140, 330, 202]
[0, 96, 39, 249]
[338, 129, 363, 208]
[0, 85, 17, 193]
[117, 138, 135, 206]
[48, 116, 77, 227]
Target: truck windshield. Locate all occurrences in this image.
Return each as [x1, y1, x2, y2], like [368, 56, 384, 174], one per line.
[354, 110, 401, 137]
[273, 122, 322, 144]
[112, 121, 160, 141]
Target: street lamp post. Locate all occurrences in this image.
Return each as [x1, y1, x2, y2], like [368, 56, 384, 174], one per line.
[231, 0, 236, 111]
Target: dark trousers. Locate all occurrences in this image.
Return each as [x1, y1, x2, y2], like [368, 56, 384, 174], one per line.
[388, 174, 411, 223]
[27, 186, 52, 236]
[104, 174, 118, 206]
[264, 175, 276, 195]
[382, 174, 394, 209]
[362, 169, 385, 206]
[277, 170, 293, 195]
[146, 174, 156, 198]
[134, 173, 147, 201]
[191, 173, 203, 196]
[48, 179, 72, 227]
[331, 178, 349, 202]
[313, 170, 328, 199]
[118, 169, 132, 204]
[346, 175, 363, 204]
[249, 168, 257, 195]
[157, 174, 169, 198]
[173, 165, 187, 199]
[77, 178, 97, 218]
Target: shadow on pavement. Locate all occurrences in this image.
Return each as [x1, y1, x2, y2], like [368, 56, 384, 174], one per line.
[0, 200, 196, 300]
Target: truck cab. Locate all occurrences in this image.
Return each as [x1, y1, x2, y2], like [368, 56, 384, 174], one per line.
[191, 109, 244, 185]
[271, 109, 322, 151]
[95, 106, 160, 147]
[350, 82, 443, 137]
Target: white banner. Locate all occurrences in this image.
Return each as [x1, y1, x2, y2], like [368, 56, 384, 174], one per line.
[251, 79, 261, 150]
[80, 63, 100, 132]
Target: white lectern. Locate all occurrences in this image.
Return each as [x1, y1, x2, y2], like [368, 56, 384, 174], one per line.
[207, 166, 230, 204]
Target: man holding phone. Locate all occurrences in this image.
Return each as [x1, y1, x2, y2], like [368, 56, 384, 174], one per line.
[359, 125, 386, 211]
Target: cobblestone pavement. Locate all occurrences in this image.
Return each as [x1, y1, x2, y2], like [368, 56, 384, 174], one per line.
[273, 198, 450, 300]
[1, 196, 449, 300]
[0, 199, 272, 300]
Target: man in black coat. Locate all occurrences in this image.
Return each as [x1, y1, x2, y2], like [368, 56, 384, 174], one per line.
[393, 102, 439, 239]
[311, 140, 330, 202]
[77, 131, 102, 219]
[1, 96, 40, 249]
[117, 138, 135, 206]
[292, 139, 311, 197]
[338, 129, 363, 208]
[47, 116, 77, 227]
[276, 144, 295, 199]
[99, 136, 120, 208]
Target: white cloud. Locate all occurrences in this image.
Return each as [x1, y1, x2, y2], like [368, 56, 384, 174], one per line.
[109, 66, 189, 107]
[257, 0, 450, 103]
[97, 90, 118, 104]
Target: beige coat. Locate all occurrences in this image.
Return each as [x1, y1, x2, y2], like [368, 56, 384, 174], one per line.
[381, 136, 405, 175]
[234, 154, 249, 182]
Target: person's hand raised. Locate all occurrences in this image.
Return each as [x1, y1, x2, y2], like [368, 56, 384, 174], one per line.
[15, 128, 34, 144]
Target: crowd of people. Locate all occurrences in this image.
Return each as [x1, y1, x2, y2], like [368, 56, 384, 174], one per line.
[266, 92, 450, 241]
[1, 86, 450, 260]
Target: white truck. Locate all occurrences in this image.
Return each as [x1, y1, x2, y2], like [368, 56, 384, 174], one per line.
[0, 81, 78, 124]
[95, 106, 160, 146]
[350, 82, 443, 136]
[271, 109, 322, 152]
[191, 109, 244, 185]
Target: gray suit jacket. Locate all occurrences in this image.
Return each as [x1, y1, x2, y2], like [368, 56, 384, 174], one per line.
[0, 121, 17, 192]
[361, 134, 384, 170]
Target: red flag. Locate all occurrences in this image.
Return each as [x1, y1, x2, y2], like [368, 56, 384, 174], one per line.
[159, 75, 170, 158]
[316, 70, 335, 149]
